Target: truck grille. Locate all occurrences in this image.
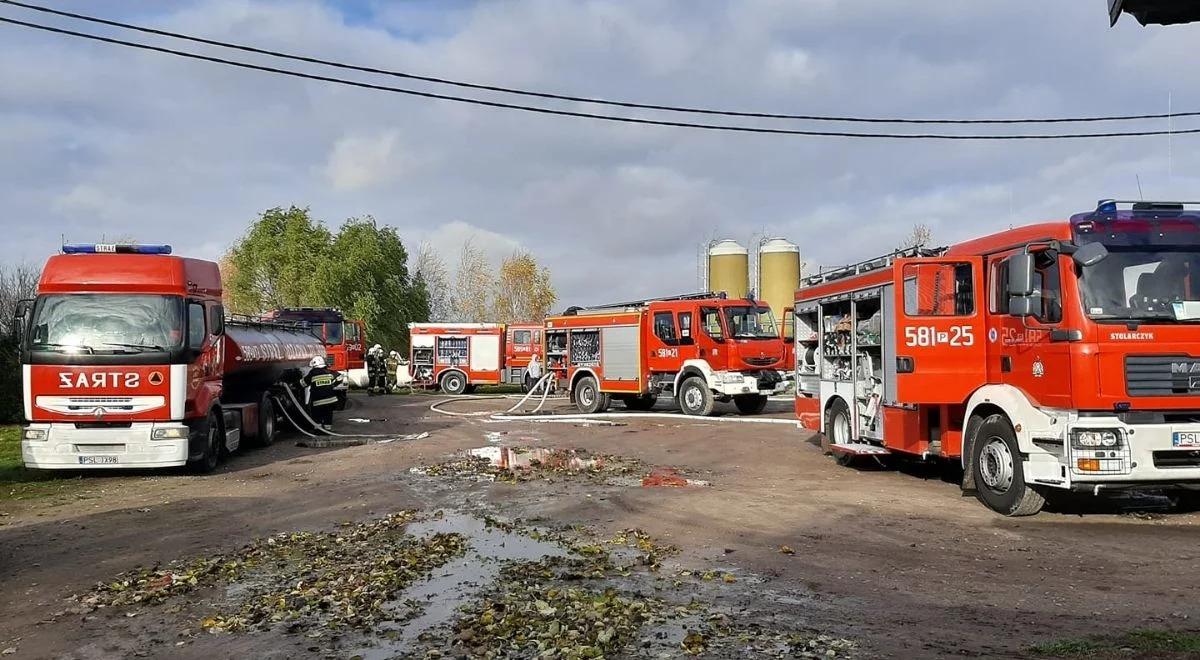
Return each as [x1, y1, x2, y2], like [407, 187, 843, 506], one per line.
[1153, 449, 1200, 469]
[743, 357, 779, 367]
[35, 396, 164, 415]
[1125, 355, 1200, 396]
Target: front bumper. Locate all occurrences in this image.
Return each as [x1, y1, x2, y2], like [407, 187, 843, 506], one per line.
[712, 373, 778, 397]
[21, 422, 190, 469]
[1027, 416, 1200, 488]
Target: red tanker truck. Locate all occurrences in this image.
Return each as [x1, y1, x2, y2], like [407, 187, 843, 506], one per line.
[14, 244, 326, 472]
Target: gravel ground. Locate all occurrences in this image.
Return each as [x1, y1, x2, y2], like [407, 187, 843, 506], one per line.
[0, 392, 1197, 659]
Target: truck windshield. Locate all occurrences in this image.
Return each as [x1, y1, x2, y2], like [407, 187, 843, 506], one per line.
[322, 322, 344, 345]
[28, 294, 183, 353]
[1078, 246, 1200, 321]
[723, 306, 779, 339]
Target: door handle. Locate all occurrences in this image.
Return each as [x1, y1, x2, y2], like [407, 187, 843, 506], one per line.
[1001, 356, 1012, 373]
[896, 356, 914, 373]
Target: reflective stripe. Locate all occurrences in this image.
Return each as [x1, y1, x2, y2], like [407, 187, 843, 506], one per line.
[312, 397, 339, 407]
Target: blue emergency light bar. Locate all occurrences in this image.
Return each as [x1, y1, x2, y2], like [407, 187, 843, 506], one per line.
[62, 243, 172, 255]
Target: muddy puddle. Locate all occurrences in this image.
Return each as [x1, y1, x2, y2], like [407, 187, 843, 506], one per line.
[351, 512, 569, 659]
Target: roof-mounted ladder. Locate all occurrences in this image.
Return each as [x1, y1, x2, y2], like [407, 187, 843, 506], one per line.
[803, 245, 949, 287]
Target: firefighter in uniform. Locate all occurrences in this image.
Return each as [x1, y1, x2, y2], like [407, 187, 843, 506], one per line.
[304, 356, 338, 431]
[366, 344, 388, 395]
[524, 353, 543, 392]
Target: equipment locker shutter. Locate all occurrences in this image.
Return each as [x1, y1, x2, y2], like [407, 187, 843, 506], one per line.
[469, 335, 501, 371]
[601, 326, 639, 381]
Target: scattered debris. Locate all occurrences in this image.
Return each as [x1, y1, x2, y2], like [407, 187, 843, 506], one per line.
[780, 545, 796, 556]
[641, 467, 711, 488]
[411, 447, 642, 484]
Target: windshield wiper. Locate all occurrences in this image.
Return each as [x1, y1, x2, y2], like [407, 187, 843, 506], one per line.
[100, 342, 166, 352]
[32, 342, 95, 354]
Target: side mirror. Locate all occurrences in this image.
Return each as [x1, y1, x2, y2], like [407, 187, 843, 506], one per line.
[209, 305, 225, 336]
[1007, 253, 1035, 296]
[1071, 242, 1108, 268]
[12, 299, 32, 343]
[1009, 294, 1040, 318]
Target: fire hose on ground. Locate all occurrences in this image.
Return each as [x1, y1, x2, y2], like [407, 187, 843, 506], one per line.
[428, 374, 800, 426]
[273, 384, 427, 442]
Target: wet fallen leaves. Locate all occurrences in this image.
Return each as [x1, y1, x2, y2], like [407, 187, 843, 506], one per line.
[75, 511, 468, 635]
[412, 447, 643, 484]
[446, 557, 660, 659]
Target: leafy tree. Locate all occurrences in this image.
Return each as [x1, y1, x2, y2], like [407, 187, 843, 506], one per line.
[223, 207, 429, 352]
[317, 217, 429, 350]
[493, 251, 557, 323]
[225, 206, 332, 315]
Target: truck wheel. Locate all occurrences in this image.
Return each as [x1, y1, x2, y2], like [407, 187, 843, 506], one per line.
[677, 377, 714, 416]
[734, 394, 768, 415]
[257, 393, 277, 447]
[623, 394, 657, 411]
[188, 411, 221, 474]
[575, 376, 609, 414]
[825, 398, 854, 465]
[970, 414, 1045, 517]
[441, 371, 467, 395]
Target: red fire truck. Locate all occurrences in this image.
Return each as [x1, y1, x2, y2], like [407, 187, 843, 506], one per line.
[544, 293, 787, 416]
[264, 307, 365, 408]
[408, 322, 544, 394]
[15, 244, 327, 472]
[795, 200, 1200, 515]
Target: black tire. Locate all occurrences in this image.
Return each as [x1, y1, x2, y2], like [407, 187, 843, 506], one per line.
[970, 414, 1045, 516]
[441, 371, 468, 395]
[188, 411, 221, 474]
[825, 398, 854, 465]
[256, 393, 277, 447]
[677, 376, 715, 417]
[574, 376, 609, 414]
[734, 394, 768, 415]
[623, 394, 658, 411]
[464, 384, 478, 395]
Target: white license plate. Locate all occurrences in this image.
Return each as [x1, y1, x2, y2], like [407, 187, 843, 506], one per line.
[1172, 432, 1200, 447]
[78, 455, 118, 465]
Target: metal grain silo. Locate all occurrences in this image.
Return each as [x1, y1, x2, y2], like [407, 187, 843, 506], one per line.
[756, 237, 801, 337]
[707, 239, 749, 299]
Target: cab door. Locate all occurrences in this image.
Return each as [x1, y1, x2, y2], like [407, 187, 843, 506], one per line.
[645, 308, 682, 373]
[893, 256, 988, 404]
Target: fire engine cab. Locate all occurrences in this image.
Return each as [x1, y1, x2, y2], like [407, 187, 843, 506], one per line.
[545, 293, 787, 416]
[795, 200, 1200, 515]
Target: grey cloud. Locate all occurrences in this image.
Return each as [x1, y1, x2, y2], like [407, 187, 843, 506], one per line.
[1, 0, 1199, 306]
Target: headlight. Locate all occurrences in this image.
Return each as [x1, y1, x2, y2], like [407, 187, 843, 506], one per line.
[22, 428, 47, 441]
[151, 427, 189, 440]
[721, 373, 746, 384]
[1071, 428, 1123, 449]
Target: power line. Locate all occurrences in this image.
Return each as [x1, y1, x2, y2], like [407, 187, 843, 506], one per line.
[2, 15, 1199, 140]
[2, 0, 1196, 127]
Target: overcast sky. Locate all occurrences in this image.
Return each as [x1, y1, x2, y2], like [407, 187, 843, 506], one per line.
[2, 0, 1199, 306]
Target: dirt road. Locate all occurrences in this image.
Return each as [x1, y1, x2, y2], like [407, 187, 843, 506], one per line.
[1, 393, 1197, 659]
